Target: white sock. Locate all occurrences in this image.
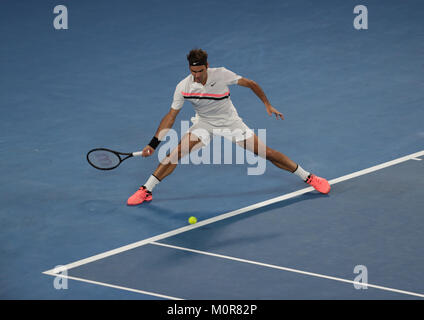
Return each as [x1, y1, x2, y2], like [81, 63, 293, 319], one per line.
[293, 165, 310, 182]
[143, 175, 160, 192]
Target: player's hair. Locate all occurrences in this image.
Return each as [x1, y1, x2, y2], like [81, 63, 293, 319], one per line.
[187, 48, 208, 66]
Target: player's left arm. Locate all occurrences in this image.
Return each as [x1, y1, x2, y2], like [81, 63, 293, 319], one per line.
[237, 77, 284, 120]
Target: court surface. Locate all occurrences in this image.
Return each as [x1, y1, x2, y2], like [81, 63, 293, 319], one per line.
[44, 153, 424, 299]
[1, 0, 423, 299]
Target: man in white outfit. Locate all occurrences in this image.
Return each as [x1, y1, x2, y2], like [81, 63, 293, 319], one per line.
[128, 49, 330, 205]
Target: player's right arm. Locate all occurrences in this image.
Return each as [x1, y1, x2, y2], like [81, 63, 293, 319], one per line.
[142, 108, 181, 157]
[142, 80, 185, 157]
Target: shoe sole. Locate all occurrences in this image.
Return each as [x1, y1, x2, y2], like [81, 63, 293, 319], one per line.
[127, 198, 153, 206]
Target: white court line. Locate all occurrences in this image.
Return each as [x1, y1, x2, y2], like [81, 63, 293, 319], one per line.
[150, 242, 424, 299]
[42, 270, 182, 300]
[411, 157, 422, 161]
[43, 150, 424, 297]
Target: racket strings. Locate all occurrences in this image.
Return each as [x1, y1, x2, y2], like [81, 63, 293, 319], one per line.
[88, 150, 120, 169]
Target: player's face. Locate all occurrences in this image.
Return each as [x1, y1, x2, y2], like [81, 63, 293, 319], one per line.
[190, 64, 208, 85]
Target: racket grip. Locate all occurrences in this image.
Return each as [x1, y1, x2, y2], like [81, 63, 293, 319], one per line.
[132, 151, 144, 157]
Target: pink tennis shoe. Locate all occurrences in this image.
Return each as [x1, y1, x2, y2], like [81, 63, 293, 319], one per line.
[306, 174, 331, 194]
[127, 186, 153, 205]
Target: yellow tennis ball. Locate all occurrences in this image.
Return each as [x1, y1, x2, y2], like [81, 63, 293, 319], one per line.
[188, 216, 197, 224]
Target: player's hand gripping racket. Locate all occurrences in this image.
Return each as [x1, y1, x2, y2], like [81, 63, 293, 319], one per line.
[86, 148, 144, 170]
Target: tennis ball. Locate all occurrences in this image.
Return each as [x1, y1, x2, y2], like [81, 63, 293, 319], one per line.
[188, 216, 197, 224]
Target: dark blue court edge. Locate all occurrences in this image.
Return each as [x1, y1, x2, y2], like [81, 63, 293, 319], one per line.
[0, 300, 420, 318]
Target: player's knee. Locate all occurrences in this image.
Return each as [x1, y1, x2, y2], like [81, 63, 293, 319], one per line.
[162, 152, 179, 165]
[160, 156, 171, 166]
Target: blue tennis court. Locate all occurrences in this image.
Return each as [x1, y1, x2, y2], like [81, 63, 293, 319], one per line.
[43, 155, 424, 299]
[1, 0, 423, 300]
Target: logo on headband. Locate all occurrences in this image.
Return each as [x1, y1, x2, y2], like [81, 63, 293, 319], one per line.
[190, 59, 207, 66]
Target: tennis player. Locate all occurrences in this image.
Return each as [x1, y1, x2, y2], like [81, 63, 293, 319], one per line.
[128, 49, 330, 205]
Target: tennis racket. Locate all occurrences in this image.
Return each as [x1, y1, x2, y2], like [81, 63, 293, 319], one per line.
[86, 148, 144, 170]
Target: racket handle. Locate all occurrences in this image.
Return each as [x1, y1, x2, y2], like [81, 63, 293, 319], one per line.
[132, 151, 144, 157]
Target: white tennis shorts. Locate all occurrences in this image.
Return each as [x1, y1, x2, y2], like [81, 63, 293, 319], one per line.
[188, 115, 254, 146]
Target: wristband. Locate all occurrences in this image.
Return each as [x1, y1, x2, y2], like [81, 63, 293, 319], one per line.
[148, 136, 161, 149]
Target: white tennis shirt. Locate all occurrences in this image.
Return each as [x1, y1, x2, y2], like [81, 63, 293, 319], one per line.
[171, 67, 243, 126]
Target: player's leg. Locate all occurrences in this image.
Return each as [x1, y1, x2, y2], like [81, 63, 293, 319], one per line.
[238, 133, 298, 172]
[127, 132, 204, 205]
[237, 133, 331, 194]
[154, 132, 204, 180]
